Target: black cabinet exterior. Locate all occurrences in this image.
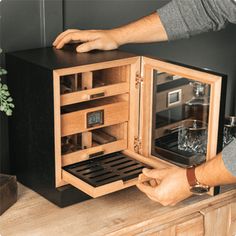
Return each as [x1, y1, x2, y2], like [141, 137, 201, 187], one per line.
[6, 46, 136, 207]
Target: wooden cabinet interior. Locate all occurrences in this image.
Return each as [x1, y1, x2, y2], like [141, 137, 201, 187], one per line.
[53, 55, 225, 198]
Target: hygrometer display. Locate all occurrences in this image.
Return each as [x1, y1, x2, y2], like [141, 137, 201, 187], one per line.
[87, 110, 104, 128]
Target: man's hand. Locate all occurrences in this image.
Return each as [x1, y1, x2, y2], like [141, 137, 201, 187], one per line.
[53, 29, 120, 53]
[136, 167, 192, 206]
[53, 13, 168, 53]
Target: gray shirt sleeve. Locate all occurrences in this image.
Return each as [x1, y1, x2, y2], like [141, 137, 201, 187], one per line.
[222, 139, 236, 176]
[157, 0, 236, 40]
[157, 0, 236, 176]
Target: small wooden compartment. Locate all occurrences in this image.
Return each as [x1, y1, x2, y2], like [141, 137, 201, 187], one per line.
[61, 123, 128, 166]
[60, 65, 130, 106]
[6, 47, 227, 206]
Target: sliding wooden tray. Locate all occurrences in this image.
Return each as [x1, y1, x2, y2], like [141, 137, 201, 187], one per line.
[62, 152, 148, 197]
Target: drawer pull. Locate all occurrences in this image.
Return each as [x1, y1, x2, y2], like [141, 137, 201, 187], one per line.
[89, 151, 105, 158]
[89, 92, 105, 99]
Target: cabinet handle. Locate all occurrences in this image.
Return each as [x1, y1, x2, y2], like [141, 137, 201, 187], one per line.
[89, 92, 105, 99]
[89, 151, 104, 158]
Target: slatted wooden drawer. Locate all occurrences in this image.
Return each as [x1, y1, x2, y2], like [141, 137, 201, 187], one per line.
[62, 152, 147, 198]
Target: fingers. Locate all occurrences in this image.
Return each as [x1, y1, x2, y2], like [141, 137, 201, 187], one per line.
[147, 194, 159, 202]
[142, 168, 167, 180]
[138, 173, 152, 182]
[138, 173, 158, 186]
[55, 32, 81, 49]
[76, 40, 101, 53]
[149, 179, 158, 187]
[53, 29, 78, 46]
[54, 31, 97, 49]
[136, 182, 156, 196]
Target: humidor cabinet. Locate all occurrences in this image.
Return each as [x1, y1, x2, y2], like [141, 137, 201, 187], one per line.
[6, 46, 226, 206]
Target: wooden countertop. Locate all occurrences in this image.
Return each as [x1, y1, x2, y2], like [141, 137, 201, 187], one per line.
[0, 184, 236, 236]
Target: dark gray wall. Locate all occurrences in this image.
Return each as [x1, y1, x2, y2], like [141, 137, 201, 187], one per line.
[0, 0, 63, 173]
[0, 0, 236, 173]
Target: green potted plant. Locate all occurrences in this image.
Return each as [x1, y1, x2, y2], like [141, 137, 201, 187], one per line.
[0, 48, 17, 215]
[0, 49, 14, 116]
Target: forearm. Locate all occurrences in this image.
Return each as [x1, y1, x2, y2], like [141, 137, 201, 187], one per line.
[110, 12, 168, 46]
[196, 153, 236, 187]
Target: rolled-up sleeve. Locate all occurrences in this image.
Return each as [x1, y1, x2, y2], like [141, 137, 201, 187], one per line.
[222, 139, 236, 176]
[157, 0, 236, 40]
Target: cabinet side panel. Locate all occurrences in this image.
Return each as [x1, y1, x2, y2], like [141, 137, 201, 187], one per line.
[6, 55, 56, 190]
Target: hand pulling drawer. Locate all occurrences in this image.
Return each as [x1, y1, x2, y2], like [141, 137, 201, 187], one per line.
[62, 152, 147, 198]
[61, 101, 129, 137]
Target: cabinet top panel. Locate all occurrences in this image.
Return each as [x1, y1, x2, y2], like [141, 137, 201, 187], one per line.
[6, 45, 137, 70]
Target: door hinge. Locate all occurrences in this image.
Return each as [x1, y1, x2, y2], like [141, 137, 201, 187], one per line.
[134, 136, 142, 153]
[135, 73, 144, 88]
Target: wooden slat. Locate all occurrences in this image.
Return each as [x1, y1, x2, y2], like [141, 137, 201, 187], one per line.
[53, 71, 67, 187]
[142, 57, 222, 84]
[61, 101, 129, 136]
[81, 132, 92, 149]
[81, 71, 93, 90]
[140, 65, 153, 157]
[127, 57, 141, 152]
[61, 82, 129, 106]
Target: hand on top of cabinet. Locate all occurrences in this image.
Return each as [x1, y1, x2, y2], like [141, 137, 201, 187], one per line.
[136, 167, 192, 206]
[53, 13, 168, 53]
[53, 29, 120, 53]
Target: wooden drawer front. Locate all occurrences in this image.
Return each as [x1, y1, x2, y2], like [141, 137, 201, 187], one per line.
[201, 201, 233, 236]
[61, 82, 129, 106]
[61, 101, 129, 136]
[62, 139, 127, 166]
[127, 212, 204, 236]
[62, 123, 128, 166]
[62, 152, 146, 198]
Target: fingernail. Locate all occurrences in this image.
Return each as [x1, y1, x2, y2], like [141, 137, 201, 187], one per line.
[76, 48, 83, 53]
[143, 168, 150, 173]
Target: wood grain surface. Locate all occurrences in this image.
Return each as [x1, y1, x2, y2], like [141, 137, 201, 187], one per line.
[0, 184, 236, 236]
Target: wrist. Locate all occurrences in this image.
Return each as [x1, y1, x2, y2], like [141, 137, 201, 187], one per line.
[107, 27, 129, 47]
[186, 166, 210, 195]
[195, 164, 208, 186]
